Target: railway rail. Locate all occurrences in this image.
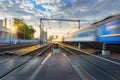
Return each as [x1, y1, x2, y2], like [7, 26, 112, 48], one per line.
[0, 43, 38, 52]
[0, 44, 52, 80]
[60, 44, 120, 80]
[0, 43, 119, 80]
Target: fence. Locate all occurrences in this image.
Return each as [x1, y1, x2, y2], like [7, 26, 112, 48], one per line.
[0, 39, 39, 44]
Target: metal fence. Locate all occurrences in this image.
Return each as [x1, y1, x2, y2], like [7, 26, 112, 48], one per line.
[0, 39, 39, 44]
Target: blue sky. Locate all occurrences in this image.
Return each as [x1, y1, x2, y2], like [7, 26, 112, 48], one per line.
[0, 0, 120, 38]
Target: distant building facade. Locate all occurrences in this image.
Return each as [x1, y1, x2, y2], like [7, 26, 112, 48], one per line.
[0, 20, 10, 39]
[0, 18, 17, 41]
[48, 35, 54, 41]
[40, 28, 47, 43]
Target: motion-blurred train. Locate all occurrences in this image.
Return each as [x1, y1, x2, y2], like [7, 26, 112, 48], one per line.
[63, 14, 120, 44]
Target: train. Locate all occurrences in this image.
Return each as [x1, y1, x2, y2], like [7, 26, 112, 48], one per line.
[63, 14, 120, 44]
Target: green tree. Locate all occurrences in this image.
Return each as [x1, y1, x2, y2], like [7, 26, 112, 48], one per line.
[13, 18, 36, 39]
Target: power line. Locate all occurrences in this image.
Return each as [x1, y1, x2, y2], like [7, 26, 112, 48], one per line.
[40, 18, 80, 30]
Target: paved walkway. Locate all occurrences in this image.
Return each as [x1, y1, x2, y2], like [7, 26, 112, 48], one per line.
[35, 54, 81, 80]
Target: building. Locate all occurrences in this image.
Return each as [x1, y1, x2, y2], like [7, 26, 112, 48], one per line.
[48, 35, 54, 41]
[40, 28, 47, 44]
[0, 18, 17, 44]
[0, 20, 10, 40]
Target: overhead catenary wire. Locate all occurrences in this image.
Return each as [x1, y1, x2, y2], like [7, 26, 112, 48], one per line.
[40, 18, 80, 30]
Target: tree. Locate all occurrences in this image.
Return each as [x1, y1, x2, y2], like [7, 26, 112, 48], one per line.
[13, 18, 36, 39]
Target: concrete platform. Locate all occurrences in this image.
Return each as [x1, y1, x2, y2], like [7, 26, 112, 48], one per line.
[35, 54, 81, 80]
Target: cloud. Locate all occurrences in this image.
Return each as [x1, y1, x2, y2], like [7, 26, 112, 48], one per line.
[0, 0, 120, 38]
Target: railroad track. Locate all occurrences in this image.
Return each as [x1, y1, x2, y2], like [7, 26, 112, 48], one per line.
[60, 44, 120, 80]
[0, 44, 11, 47]
[0, 44, 52, 80]
[0, 43, 37, 52]
[21, 44, 52, 56]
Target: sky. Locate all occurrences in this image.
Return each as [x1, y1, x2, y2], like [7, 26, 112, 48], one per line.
[0, 0, 120, 38]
